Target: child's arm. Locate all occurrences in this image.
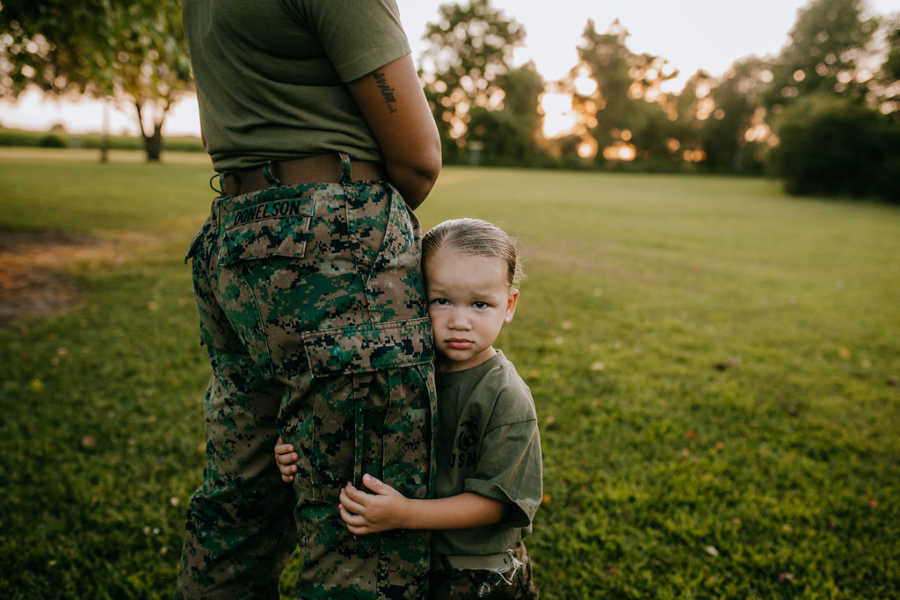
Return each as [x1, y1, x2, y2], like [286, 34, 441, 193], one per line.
[338, 473, 505, 535]
[275, 444, 505, 534]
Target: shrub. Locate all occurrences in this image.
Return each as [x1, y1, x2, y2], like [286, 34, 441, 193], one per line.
[0, 128, 44, 147]
[769, 95, 900, 202]
[36, 133, 68, 148]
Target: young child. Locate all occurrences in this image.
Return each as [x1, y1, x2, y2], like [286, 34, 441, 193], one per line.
[276, 218, 542, 599]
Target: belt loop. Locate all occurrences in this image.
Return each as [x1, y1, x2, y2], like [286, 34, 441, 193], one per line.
[219, 170, 241, 197]
[209, 172, 224, 196]
[262, 161, 281, 187]
[337, 152, 352, 186]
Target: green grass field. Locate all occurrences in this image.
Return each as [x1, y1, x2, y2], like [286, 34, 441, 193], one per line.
[1, 148, 898, 599]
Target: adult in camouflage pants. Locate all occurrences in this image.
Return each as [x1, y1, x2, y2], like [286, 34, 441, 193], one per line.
[176, 154, 436, 599]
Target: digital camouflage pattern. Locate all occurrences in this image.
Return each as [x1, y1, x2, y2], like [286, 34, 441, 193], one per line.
[429, 542, 539, 600]
[176, 155, 436, 599]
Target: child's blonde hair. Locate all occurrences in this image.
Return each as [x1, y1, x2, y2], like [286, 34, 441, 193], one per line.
[422, 218, 523, 287]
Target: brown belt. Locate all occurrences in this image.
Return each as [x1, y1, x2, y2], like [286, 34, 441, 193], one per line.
[220, 154, 385, 196]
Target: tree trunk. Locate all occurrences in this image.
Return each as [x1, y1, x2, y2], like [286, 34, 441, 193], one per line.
[100, 98, 110, 164]
[143, 123, 163, 162]
[134, 101, 165, 162]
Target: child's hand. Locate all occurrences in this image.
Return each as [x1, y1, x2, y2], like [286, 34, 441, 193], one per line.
[338, 473, 409, 535]
[274, 437, 298, 483]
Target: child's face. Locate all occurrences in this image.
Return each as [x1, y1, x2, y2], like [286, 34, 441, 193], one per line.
[425, 245, 519, 372]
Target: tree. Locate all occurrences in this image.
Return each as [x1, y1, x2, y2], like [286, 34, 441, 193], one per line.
[764, 0, 878, 111]
[567, 20, 678, 165]
[669, 69, 715, 160]
[881, 16, 900, 84]
[873, 14, 900, 118]
[701, 57, 774, 173]
[466, 62, 544, 164]
[763, 0, 899, 197]
[0, 0, 192, 162]
[419, 0, 527, 162]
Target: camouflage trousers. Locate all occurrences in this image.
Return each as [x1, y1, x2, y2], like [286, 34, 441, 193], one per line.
[429, 542, 538, 600]
[176, 154, 436, 599]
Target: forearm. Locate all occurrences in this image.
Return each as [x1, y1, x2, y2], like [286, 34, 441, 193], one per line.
[400, 492, 505, 531]
[384, 162, 439, 210]
[348, 55, 441, 211]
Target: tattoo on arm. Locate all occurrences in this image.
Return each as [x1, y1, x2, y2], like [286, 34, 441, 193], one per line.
[373, 70, 398, 114]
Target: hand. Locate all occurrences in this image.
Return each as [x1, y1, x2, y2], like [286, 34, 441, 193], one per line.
[338, 473, 409, 535]
[274, 437, 298, 483]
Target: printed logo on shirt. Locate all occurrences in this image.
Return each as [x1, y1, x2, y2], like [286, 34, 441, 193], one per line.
[449, 414, 480, 468]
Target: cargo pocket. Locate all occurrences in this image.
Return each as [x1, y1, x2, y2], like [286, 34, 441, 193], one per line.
[214, 201, 317, 378]
[301, 316, 433, 377]
[298, 317, 434, 502]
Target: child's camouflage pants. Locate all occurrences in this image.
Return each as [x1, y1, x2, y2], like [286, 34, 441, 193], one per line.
[175, 155, 436, 599]
[429, 542, 538, 599]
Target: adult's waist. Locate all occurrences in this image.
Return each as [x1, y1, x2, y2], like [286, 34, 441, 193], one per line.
[220, 154, 386, 196]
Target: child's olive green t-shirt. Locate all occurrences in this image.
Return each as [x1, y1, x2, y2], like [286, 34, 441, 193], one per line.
[433, 351, 543, 557]
[182, 0, 410, 171]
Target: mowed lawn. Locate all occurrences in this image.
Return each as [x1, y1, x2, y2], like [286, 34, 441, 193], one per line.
[1, 148, 898, 599]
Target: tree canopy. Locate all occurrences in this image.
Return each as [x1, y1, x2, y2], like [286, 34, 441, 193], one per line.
[565, 19, 678, 164]
[764, 0, 878, 110]
[1, 0, 192, 161]
[419, 0, 528, 160]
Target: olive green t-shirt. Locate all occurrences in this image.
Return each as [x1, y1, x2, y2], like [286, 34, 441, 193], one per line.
[433, 351, 543, 557]
[182, 0, 411, 171]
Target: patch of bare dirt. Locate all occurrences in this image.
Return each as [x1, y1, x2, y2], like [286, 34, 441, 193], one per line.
[0, 230, 122, 324]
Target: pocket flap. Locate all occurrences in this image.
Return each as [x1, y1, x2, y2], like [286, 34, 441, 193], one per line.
[302, 317, 434, 377]
[220, 199, 315, 265]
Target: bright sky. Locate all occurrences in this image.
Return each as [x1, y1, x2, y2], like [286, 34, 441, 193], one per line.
[1, 0, 896, 136]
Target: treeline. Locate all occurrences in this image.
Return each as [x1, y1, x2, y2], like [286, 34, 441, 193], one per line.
[0, 127, 204, 153]
[421, 0, 900, 201]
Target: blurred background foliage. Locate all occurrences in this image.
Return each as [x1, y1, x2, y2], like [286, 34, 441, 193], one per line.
[0, 0, 191, 161]
[1, 0, 898, 200]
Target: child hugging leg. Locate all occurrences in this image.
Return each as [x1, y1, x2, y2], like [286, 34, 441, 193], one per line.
[278, 218, 542, 599]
